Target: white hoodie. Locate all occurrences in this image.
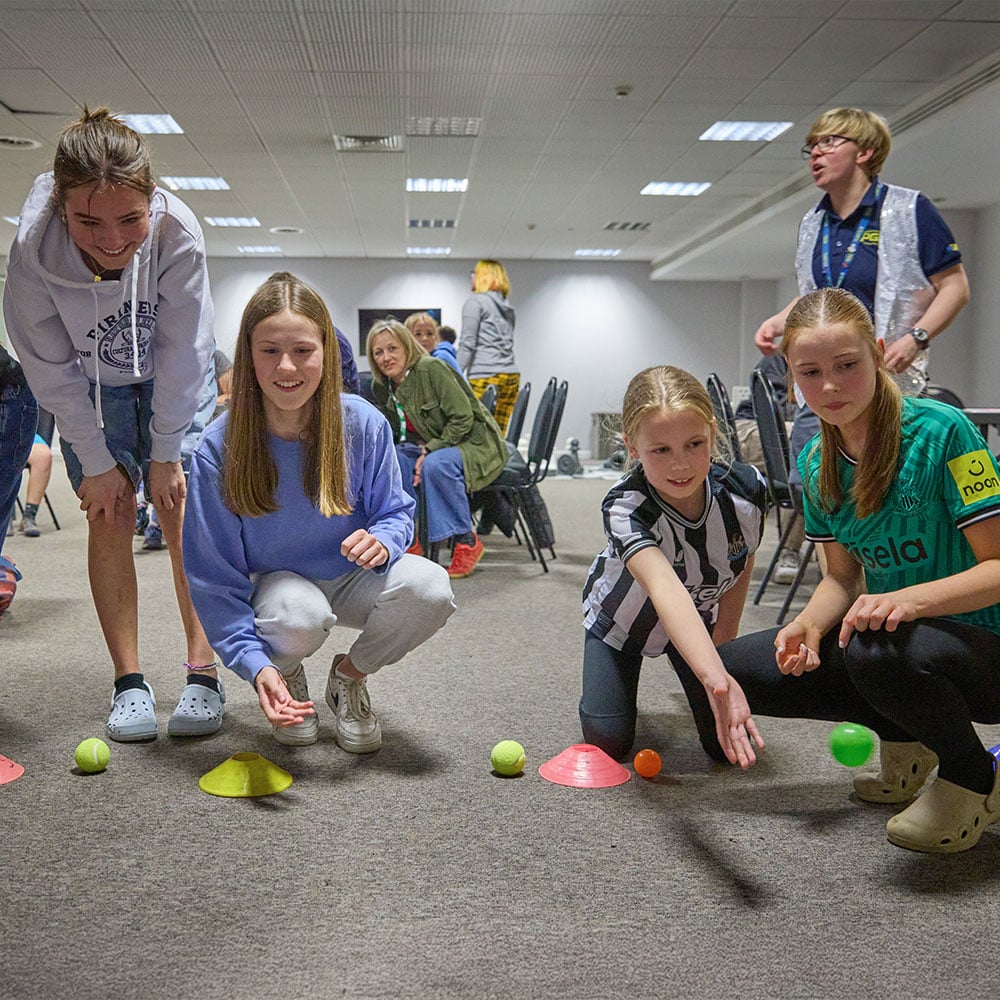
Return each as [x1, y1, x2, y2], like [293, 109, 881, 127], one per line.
[3, 172, 215, 478]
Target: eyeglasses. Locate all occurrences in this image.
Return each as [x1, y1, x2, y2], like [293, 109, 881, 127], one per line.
[800, 135, 852, 159]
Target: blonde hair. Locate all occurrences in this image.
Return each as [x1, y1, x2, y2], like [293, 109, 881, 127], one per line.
[365, 319, 426, 385]
[224, 272, 350, 518]
[621, 366, 727, 465]
[472, 259, 510, 297]
[782, 287, 901, 519]
[805, 107, 891, 178]
[404, 312, 440, 344]
[53, 106, 155, 204]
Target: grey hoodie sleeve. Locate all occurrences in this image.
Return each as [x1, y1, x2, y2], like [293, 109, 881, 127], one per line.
[146, 213, 215, 464]
[4, 249, 119, 477]
[457, 296, 483, 373]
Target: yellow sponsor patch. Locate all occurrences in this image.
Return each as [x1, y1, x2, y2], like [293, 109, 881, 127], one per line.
[860, 229, 880, 245]
[948, 449, 1000, 505]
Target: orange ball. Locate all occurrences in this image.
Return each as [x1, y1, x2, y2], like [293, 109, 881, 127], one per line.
[633, 748, 662, 779]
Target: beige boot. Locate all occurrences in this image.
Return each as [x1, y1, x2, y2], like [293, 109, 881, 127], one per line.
[853, 741, 938, 804]
[886, 766, 1000, 854]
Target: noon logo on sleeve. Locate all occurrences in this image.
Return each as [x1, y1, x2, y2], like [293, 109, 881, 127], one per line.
[948, 449, 1000, 505]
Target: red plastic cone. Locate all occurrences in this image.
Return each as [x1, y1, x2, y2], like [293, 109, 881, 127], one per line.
[539, 743, 631, 788]
[0, 754, 24, 786]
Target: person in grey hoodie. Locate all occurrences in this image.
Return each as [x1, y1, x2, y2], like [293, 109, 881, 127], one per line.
[3, 107, 223, 743]
[458, 259, 518, 434]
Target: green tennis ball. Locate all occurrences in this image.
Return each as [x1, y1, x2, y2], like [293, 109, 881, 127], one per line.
[75, 738, 110, 774]
[490, 740, 526, 776]
[828, 722, 875, 768]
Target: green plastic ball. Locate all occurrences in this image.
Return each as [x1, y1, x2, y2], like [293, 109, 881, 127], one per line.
[490, 740, 526, 776]
[75, 738, 110, 774]
[828, 722, 875, 768]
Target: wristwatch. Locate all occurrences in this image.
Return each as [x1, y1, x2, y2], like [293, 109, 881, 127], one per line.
[910, 327, 931, 350]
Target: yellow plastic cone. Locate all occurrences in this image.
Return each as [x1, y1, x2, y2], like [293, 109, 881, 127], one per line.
[198, 752, 293, 798]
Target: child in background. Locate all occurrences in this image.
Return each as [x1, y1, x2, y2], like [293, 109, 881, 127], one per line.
[719, 287, 1000, 853]
[579, 365, 767, 768]
[405, 312, 463, 377]
[184, 273, 455, 750]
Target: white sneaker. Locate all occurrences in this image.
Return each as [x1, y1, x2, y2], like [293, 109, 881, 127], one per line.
[272, 663, 318, 746]
[773, 549, 800, 585]
[325, 654, 382, 753]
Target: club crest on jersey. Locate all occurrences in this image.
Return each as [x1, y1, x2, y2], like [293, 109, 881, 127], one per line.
[947, 449, 1000, 506]
[728, 531, 748, 561]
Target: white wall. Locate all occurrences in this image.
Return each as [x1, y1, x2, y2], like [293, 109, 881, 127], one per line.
[208, 257, 764, 456]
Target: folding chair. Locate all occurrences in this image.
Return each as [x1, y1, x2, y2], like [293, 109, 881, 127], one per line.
[506, 382, 531, 445]
[477, 377, 565, 572]
[750, 370, 814, 624]
[706, 372, 743, 462]
[15, 406, 61, 531]
[480, 382, 498, 415]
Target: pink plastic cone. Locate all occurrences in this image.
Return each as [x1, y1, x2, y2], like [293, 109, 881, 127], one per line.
[0, 754, 24, 786]
[539, 743, 631, 788]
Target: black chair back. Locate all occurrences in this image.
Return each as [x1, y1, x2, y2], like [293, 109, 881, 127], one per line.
[706, 372, 743, 462]
[525, 377, 558, 473]
[538, 380, 568, 483]
[506, 381, 531, 444]
[922, 383, 965, 408]
[751, 369, 793, 510]
[480, 383, 498, 415]
[35, 407, 56, 446]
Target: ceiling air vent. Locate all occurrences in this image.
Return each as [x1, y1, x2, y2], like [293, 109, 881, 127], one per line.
[604, 221, 651, 232]
[333, 134, 403, 152]
[0, 135, 42, 150]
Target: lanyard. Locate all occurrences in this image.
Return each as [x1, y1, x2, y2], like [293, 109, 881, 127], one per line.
[821, 181, 883, 288]
[389, 378, 408, 439]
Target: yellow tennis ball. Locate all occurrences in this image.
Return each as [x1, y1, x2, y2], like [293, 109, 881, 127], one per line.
[490, 740, 526, 776]
[75, 738, 110, 774]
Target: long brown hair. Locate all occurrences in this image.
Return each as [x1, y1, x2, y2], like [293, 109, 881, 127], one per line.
[224, 272, 350, 517]
[782, 287, 901, 519]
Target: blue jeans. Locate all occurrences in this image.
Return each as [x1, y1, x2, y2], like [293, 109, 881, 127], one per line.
[0, 380, 38, 539]
[395, 442, 472, 543]
[61, 368, 217, 494]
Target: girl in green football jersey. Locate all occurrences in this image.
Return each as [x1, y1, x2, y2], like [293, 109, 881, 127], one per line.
[716, 286, 1000, 854]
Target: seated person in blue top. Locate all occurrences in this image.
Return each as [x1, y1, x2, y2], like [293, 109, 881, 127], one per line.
[366, 319, 507, 580]
[183, 273, 455, 752]
[579, 365, 768, 769]
[405, 312, 462, 377]
[719, 288, 1000, 854]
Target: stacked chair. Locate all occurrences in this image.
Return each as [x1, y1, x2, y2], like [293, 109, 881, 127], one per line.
[476, 377, 567, 572]
[705, 372, 743, 462]
[749, 369, 814, 624]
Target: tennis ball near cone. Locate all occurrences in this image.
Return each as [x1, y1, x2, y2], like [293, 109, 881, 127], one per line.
[490, 740, 526, 776]
[75, 738, 110, 773]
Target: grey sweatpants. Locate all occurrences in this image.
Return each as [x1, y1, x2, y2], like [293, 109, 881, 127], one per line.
[251, 554, 455, 675]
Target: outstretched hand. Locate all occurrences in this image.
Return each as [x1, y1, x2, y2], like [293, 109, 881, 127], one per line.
[706, 675, 763, 769]
[254, 666, 315, 728]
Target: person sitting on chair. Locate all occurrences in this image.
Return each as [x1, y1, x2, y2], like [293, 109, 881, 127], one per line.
[17, 433, 53, 537]
[366, 319, 507, 579]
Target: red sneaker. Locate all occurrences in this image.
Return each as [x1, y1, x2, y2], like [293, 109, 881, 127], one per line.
[406, 538, 424, 557]
[447, 537, 485, 578]
[0, 556, 21, 617]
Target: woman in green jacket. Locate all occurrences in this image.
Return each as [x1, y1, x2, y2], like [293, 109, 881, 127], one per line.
[367, 319, 507, 578]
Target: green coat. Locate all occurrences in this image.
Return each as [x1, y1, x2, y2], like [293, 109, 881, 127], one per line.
[371, 355, 508, 492]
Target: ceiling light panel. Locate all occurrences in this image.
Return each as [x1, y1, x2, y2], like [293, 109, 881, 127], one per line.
[160, 176, 230, 191]
[204, 216, 261, 227]
[406, 117, 482, 137]
[641, 182, 711, 197]
[406, 178, 469, 193]
[407, 247, 452, 255]
[699, 121, 794, 142]
[121, 114, 183, 134]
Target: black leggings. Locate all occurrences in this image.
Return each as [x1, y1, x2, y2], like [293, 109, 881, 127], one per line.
[718, 618, 1000, 793]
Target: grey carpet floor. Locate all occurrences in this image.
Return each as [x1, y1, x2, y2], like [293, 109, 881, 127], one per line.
[2, 464, 998, 1000]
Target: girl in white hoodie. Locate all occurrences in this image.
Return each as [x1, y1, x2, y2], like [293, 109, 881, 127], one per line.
[3, 107, 222, 743]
